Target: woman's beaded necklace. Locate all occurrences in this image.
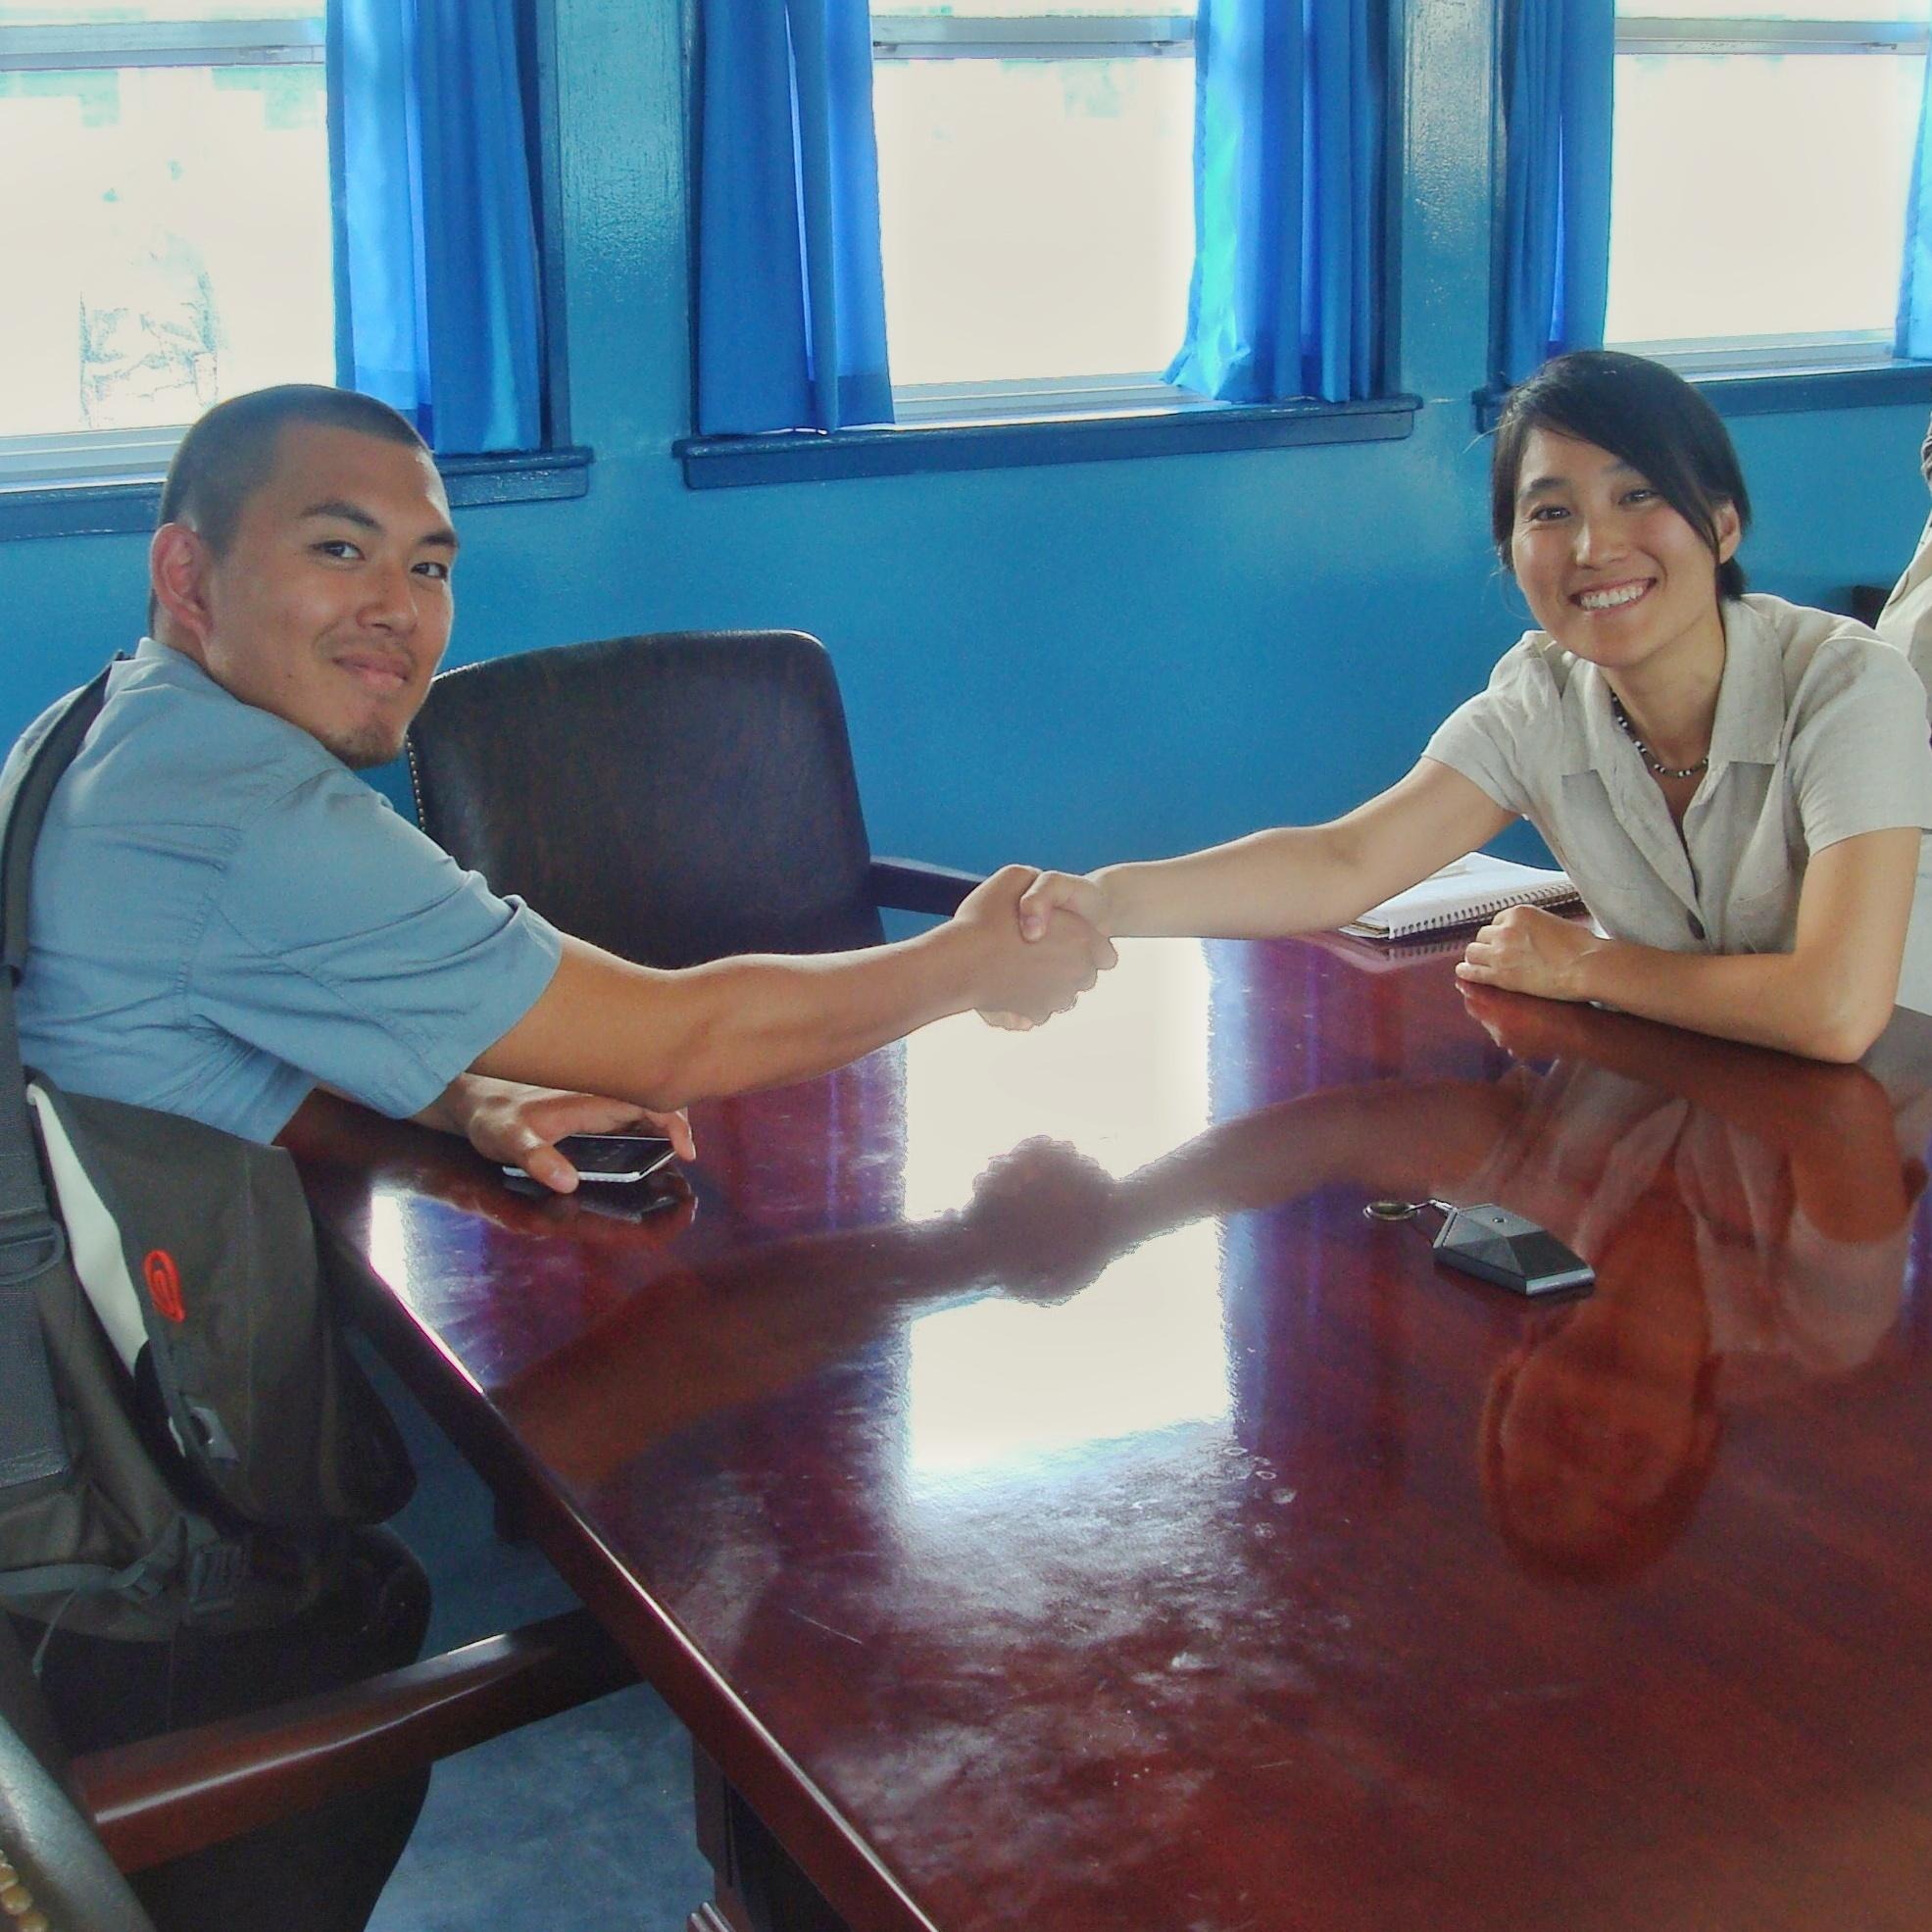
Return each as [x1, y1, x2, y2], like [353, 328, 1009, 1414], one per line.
[1609, 690, 1708, 781]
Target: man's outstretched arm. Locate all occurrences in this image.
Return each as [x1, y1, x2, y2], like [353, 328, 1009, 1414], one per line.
[473, 867, 1115, 1112]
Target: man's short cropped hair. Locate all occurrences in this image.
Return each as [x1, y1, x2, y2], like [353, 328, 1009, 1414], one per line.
[157, 384, 429, 558]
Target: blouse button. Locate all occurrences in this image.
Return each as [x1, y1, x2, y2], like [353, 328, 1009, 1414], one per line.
[1688, 912, 1706, 941]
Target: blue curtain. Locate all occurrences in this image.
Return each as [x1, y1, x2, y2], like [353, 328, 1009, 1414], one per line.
[696, 0, 893, 435]
[1494, 0, 1613, 389]
[328, 0, 544, 453]
[1898, 43, 1932, 358]
[1166, 0, 1385, 407]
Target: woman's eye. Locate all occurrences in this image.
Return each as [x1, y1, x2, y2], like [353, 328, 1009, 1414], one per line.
[1525, 504, 1568, 524]
[1624, 487, 1658, 506]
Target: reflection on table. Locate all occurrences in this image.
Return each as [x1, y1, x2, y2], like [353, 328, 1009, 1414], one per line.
[293, 938, 1932, 1932]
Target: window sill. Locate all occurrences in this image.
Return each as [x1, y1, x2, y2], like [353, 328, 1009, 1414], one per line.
[1472, 361, 1932, 431]
[675, 394, 1423, 490]
[0, 445, 594, 543]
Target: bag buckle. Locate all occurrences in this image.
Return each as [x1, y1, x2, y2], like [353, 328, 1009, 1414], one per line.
[0, 1209, 65, 1284]
[185, 1538, 250, 1617]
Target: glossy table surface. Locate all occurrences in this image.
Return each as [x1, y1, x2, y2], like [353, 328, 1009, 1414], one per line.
[291, 939, 1932, 1932]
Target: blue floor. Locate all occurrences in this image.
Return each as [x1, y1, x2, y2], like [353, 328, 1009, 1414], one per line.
[358, 1348, 712, 1932]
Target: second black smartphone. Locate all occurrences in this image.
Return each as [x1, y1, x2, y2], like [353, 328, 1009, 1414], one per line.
[502, 1132, 677, 1184]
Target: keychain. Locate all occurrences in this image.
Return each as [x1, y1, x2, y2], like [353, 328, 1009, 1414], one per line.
[1364, 1199, 1594, 1299]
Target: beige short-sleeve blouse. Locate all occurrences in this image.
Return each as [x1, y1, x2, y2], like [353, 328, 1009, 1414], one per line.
[1422, 594, 1932, 1014]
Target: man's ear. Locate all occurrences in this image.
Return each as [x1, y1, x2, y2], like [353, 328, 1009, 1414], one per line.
[149, 522, 214, 656]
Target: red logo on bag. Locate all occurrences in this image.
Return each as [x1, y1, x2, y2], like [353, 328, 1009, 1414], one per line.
[143, 1250, 186, 1323]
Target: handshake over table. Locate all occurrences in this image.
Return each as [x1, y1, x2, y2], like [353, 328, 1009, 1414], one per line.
[952, 864, 1115, 1031]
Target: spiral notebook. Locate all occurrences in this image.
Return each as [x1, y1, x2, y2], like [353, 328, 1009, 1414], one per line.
[1341, 854, 1580, 942]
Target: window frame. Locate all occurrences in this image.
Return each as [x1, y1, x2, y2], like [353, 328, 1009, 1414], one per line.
[1607, 10, 1932, 372]
[868, 9, 1202, 421]
[0, 2, 587, 541]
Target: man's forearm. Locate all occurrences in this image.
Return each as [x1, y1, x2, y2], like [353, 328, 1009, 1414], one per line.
[475, 926, 984, 1110]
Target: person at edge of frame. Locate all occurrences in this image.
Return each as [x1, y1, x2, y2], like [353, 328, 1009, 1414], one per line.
[4, 381, 1115, 1932]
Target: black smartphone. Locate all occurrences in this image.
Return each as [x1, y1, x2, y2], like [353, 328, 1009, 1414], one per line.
[501, 1133, 677, 1184]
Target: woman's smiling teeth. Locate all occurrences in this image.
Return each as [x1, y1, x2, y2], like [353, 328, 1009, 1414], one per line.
[1576, 580, 1652, 612]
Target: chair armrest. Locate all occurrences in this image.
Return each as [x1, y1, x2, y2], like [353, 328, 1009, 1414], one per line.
[868, 857, 982, 916]
[72, 1607, 635, 1874]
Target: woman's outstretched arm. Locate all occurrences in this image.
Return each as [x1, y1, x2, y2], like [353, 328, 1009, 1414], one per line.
[1014, 759, 1515, 941]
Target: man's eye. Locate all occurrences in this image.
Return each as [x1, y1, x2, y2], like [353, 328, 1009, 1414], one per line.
[316, 540, 360, 561]
[415, 560, 451, 582]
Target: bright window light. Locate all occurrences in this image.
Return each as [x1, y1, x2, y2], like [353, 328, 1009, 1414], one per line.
[1607, 7, 1929, 361]
[871, 8, 1198, 403]
[0, 7, 330, 473]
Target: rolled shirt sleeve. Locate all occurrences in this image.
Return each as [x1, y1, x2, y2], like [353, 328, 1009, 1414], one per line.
[1419, 638, 1549, 820]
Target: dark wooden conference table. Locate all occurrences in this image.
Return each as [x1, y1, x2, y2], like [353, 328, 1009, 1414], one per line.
[289, 936, 1932, 1932]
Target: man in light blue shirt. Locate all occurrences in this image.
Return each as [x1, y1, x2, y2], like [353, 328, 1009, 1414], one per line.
[21, 635, 564, 1145]
[20, 383, 1113, 1188]
[7, 383, 1115, 1932]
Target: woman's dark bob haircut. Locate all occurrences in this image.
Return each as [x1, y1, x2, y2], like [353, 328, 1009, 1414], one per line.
[1490, 350, 1752, 602]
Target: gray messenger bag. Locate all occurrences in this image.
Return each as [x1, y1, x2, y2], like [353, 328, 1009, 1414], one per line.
[0, 669, 414, 1644]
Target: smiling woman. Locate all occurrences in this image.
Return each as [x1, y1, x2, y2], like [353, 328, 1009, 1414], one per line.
[1000, 350, 1932, 1065]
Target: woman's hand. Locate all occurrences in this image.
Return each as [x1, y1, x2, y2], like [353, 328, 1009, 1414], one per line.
[1456, 905, 1599, 1004]
[1458, 979, 1601, 1062]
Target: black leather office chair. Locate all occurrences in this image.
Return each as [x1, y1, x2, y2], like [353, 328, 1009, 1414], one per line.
[0, 1609, 632, 1932]
[406, 629, 978, 967]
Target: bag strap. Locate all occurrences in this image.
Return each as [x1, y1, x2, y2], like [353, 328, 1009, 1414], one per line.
[0, 1534, 184, 1612]
[0, 669, 114, 982]
[0, 674, 114, 1523]
[0, 669, 112, 1286]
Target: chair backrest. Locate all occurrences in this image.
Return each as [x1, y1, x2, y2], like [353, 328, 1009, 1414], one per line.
[407, 631, 888, 968]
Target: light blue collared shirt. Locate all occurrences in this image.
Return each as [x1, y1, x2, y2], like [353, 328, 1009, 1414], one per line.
[15, 639, 563, 1141]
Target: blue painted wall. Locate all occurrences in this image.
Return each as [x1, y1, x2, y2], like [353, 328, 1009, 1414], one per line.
[2, 0, 1927, 872]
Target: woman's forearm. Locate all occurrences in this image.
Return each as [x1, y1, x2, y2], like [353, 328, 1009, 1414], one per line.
[1570, 939, 1894, 1065]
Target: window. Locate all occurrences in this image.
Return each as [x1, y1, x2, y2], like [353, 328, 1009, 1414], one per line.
[869, 5, 1201, 421]
[0, 5, 332, 484]
[1608, 4, 1930, 370]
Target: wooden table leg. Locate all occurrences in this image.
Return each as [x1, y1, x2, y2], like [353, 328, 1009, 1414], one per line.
[689, 1743, 852, 1932]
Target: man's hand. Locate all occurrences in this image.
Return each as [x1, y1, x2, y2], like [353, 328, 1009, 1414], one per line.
[433, 1073, 695, 1194]
[975, 867, 1115, 1030]
[952, 866, 1116, 1027]
[1455, 904, 1599, 1005]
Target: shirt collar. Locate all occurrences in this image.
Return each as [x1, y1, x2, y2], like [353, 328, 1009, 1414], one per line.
[1552, 597, 1781, 779]
[1704, 597, 1786, 772]
[131, 635, 222, 695]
